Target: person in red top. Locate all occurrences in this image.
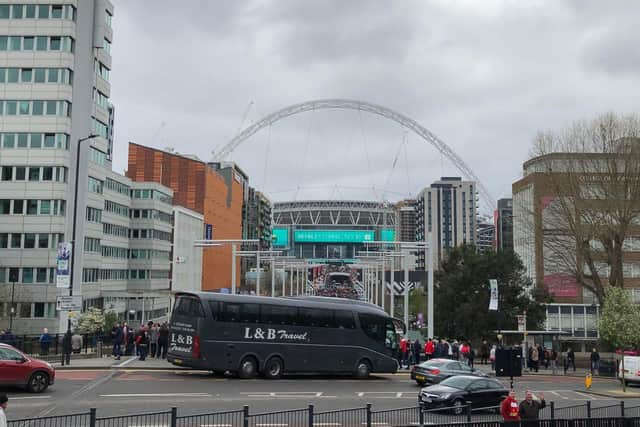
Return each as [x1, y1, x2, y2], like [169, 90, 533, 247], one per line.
[400, 337, 408, 368]
[424, 339, 434, 360]
[500, 390, 520, 423]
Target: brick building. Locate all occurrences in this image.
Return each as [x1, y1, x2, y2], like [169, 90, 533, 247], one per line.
[127, 143, 243, 291]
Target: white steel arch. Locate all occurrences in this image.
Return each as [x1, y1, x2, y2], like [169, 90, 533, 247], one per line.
[214, 99, 495, 210]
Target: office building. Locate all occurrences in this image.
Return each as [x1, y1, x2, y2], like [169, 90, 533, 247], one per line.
[494, 198, 513, 251]
[415, 177, 477, 268]
[395, 199, 417, 243]
[476, 218, 495, 252]
[243, 187, 272, 250]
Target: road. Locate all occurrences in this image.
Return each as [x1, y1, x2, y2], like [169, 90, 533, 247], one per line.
[2, 369, 640, 420]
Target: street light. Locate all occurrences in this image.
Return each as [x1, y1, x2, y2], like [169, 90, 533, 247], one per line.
[67, 134, 98, 330]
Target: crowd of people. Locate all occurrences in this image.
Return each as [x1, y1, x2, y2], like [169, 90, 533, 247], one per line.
[501, 389, 546, 424]
[396, 337, 494, 368]
[110, 321, 170, 360]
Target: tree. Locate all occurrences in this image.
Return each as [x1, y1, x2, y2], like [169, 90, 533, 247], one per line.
[528, 113, 640, 305]
[599, 287, 640, 390]
[76, 307, 105, 334]
[435, 245, 550, 342]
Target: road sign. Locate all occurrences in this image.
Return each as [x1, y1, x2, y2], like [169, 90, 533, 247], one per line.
[517, 314, 527, 332]
[56, 295, 82, 311]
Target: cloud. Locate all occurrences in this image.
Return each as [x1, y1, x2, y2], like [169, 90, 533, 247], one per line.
[110, 0, 640, 212]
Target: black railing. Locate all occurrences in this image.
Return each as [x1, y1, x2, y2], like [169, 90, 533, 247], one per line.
[7, 401, 640, 427]
[0, 333, 113, 361]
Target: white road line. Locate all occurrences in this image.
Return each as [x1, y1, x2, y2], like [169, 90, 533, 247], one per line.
[200, 424, 232, 427]
[8, 396, 52, 400]
[574, 391, 596, 400]
[113, 356, 138, 368]
[314, 423, 341, 426]
[100, 393, 211, 398]
[256, 424, 289, 427]
[549, 391, 567, 400]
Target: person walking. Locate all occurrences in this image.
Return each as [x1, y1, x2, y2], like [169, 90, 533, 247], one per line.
[71, 331, 83, 354]
[490, 344, 497, 371]
[400, 336, 408, 368]
[424, 338, 434, 361]
[61, 329, 72, 366]
[480, 340, 489, 365]
[550, 348, 558, 375]
[564, 348, 576, 373]
[111, 322, 123, 360]
[590, 348, 600, 375]
[39, 328, 52, 356]
[500, 390, 520, 423]
[157, 323, 169, 359]
[149, 323, 159, 358]
[412, 338, 422, 365]
[468, 345, 475, 369]
[519, 391, 546, 426]
[530, 345, 539, 373]
[136, 327, 150, 361]
[0, 393, 8, 427]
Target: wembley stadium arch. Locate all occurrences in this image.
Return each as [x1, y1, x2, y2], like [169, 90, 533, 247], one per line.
[213, 98, 495, 211]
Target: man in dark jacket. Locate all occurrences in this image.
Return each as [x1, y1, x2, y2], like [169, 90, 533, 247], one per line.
[157, 323, 169, 359]
[61, 329, 72, 366]
[519, 390, 545, 425]
[111, 323, 123, 360]
[412, 339, 422, 364]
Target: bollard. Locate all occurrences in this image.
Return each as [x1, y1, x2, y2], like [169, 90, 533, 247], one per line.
[308, 403, 314, 427]
[366, 403, 372, 427]
[243, 405, 249, 427]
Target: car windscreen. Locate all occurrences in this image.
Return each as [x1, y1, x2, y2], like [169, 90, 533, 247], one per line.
[419, 360, 448, 368]
[439, 376, 476, 390]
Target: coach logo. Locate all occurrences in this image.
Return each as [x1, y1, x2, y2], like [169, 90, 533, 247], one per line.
[244, 327, 308, 341]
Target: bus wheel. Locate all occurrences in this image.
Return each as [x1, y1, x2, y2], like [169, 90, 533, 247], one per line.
[239, 357, 258, 379]
[264, 357, 284, 379]
[355, 360, 371, 379]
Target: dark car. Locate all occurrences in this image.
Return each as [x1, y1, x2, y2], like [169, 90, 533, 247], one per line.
[0, 343, 55, 392]
[418, 375, 508, 414]
[411, 358, 488, 385]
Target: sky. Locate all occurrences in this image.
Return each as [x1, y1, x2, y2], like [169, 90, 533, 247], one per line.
[109, 0, 640, 213]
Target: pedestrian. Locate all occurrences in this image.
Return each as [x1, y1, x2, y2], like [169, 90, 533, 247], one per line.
[400, 336, 408, 368]
[565, 348, 576, 373]
[590, 348, 600, 375]
[136, 327, 150, 361]
[519, 390, 546, 426]
[468, 345, 475, 369]
[452, 340, 460, 361]
[111, 322, 123, 360]
[538, 345, 546, 370]
[490, 345, 496, 371]
[71, 331, 83, 354]
[149, 323, 159, 358]
[500, 389, 520, 423]
[425, 338, 434, 361]
[550, 348, 558, 375]
[158, 322, 169, 359]
[480, 340, 489, 365]
[412, 338, 422, 365]
[530, 345, 539, 372]
[0, 393, 8, 427]
[39, 328, 52, 356]
[61, 329, 72, 366]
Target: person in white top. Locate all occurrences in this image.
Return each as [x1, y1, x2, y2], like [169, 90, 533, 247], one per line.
[0, 393, 8, 427]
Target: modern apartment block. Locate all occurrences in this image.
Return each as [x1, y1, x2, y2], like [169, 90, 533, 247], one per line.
[415, 177, 477, 268]
[494, 198, 513, 251]
[126, 144, 244, 292]
[242, 187, 272, 250]
[395, 199, 417, 243]
[0, 1, 175, 334]
[475, 218, 495, 252]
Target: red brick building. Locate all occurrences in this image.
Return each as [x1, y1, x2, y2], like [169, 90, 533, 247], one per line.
[127, 143, 244, 291]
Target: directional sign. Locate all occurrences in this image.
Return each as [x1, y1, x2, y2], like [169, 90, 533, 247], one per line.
[56, 295, 82, 312]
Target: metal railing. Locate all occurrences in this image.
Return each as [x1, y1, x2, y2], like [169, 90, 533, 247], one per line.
[8, 401, 640, 427]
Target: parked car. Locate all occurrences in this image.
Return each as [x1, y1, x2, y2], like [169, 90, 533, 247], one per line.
[619, 356, 640, 386]
[411, 358, 488, 386]
[0, 343, 55, 392]
[418, 375, 508, 414]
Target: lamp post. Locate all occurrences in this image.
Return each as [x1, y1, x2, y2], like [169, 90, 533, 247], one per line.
[8, 269, 18, 331]
[67, 134, 97, 330]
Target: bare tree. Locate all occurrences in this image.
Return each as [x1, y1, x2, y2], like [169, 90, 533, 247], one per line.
[528, 113, 640, 305]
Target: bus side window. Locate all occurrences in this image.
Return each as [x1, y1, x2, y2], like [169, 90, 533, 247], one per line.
[208, 301, 218, 320]
[219, 302, 240, 322]
[334, 310, 356, 329]
[358, 313, 386, 342]
[299, 308, 333, 328]
[240, 303, 260, 323]
[175, 296, 205, 318]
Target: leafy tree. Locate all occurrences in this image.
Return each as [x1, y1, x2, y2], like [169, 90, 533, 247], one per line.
[599, 287, 640, 350]
[435, 245, 550, 342]
[76, 307, 105, 334]
[103, 310, 119, 332]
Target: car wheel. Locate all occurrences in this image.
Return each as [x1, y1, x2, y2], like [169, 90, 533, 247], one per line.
[355, 360, 371, 379]
[27, 371, 49, 393]
[264, 357, 284, 380]
[450, 398, 465, 415]
[238, 357, 258, 379]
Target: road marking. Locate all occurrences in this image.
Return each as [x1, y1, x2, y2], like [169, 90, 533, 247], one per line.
[113, 356, 138, 368]
[200, 424, 232, 427]
[8, 396, 51, 400]
[100, 393, 211, 398]
[549, 391, 567, 400]
[256, 424, 289, 427]
[573, 391, 596, 400]
[314, 423, 341, 426]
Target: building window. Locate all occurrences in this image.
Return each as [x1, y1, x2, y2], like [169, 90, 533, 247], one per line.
[84, 237, 101, 253]
[0, 35, 74, 52]
[86, 206, 102, 223]
[88, 176, 103, 194]
[0, 100, 70, 117]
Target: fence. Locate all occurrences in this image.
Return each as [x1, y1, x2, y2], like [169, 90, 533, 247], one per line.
[0, 333, 111, 361]
[7, 401, 640, 427]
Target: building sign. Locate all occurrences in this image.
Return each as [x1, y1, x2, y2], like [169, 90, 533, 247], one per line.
[380, 229, 396, 242]
[489, 279, 499, 311]
[244, 327, 309, 341]
[56, 295, 82, 311]
[544, 274, 580, 297]
[294, 230, 374, 243]
[272, 228, 289, 247]
[56, 242, 72, 289]
[204, 224, 213, 240]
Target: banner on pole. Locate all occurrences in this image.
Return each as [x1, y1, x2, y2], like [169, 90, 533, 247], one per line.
[489, 279, 499, 311]
[56, 242, 72, 288]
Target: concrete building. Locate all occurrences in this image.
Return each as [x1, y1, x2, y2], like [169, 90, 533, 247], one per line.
[126, 144, 244, 292]
[415, 177, 477, 268]
[494, 198, 513, 251]
[395, 199, 417, 243]
[0, 2, 176, 334]
[242, 187, 272, 250]
[476, 218, 495, 252]
[171, 205, 204, 294]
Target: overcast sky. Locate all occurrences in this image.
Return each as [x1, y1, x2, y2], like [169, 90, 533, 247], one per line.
[110, 0, 639, 212]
